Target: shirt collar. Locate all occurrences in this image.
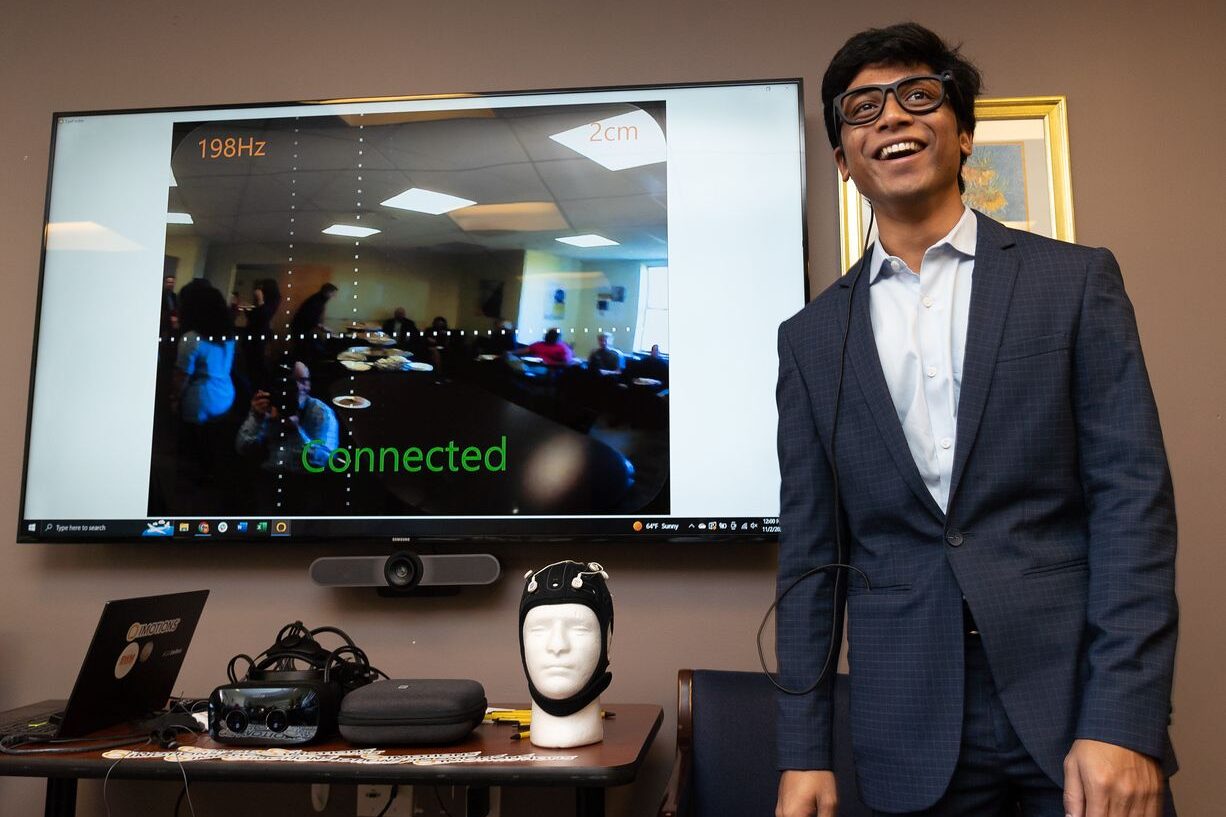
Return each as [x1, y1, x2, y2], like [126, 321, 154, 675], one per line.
[868, 206, 977, 284]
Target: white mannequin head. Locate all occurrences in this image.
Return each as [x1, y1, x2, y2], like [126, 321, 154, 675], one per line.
[517, 560, 614, 748]
[521, 603, 606, 700]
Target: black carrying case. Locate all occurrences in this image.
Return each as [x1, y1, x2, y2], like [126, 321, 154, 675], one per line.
[338, 679, 487, 745]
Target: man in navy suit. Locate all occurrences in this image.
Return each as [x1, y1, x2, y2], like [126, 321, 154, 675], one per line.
[775, 23, 1177, 817]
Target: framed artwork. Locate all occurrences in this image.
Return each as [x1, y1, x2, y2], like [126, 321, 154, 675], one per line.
[837, 96, 1076, 270]
[596, 285, 626, 313]
[545, 284, 566, 320]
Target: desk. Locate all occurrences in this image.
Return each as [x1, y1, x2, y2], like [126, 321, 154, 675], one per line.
[0, 703, 661, 817]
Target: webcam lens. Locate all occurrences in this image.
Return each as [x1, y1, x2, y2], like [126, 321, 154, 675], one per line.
[224, 710, 249, 734]
[388, 561, 414, 585]
[265, 709, 289, 733]
[384, 552, 421, 588]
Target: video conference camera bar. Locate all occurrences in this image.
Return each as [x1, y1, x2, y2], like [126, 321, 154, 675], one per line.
[309, 551, 501, 596]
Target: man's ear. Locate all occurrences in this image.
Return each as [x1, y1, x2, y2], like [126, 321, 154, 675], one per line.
[834, 146, 851, 182]
[959, 130, 973, 159]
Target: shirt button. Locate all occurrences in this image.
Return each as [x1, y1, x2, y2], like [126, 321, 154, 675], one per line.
[926, 366, 937, 378]
[940, 437, 953, 449]
[946, 531, 964, 547]
[890, 259, 902, 271]
[922, 296, 934, 308]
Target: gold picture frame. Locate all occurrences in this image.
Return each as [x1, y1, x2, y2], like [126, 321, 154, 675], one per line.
[837, 96, 1075, 271]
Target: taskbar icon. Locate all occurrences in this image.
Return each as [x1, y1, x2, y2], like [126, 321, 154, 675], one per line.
[172, 519, 273, 538]
[628, 518, 770, 534]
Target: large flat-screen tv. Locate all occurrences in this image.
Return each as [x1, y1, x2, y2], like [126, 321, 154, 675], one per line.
[19, 80, 806, 543]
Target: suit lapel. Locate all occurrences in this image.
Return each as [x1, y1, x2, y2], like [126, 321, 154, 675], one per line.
[947, 213, 1020, 508]
[840, 264, 947, 522]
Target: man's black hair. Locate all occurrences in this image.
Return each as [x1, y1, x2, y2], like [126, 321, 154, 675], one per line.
[821, 22, 982, 191]
[178, 278, 234, 338]
[259, 278, 282, 310]
[320, 283, 339, 295]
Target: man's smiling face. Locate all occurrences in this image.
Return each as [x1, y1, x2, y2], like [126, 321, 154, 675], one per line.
[834, 62, 972, 215]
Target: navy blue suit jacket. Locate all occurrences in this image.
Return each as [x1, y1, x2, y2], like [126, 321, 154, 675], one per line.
[775, 212, 1177, 813]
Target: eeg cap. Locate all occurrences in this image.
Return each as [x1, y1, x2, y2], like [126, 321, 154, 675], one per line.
[518, 560, 613, 716]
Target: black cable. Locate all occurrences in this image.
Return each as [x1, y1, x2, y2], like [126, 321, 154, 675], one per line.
[433, 785, 455, 817]
[227, 621, 384, 693]
[758, 562, 872, 693]
[275, 620, 312, 646]
[167, 697, 210, 716]
[226, 653, 255, 684]
[0, 731, 150, 755]
[303, 625, 359, 648]
[254, 648, 332, 674]
[0, 703, 207, 757]
[323, 645, 387, 690]
[376, 784, 400, 817]
[151, 723, 202, 750]
[761, 206, 877, 696]
[174, 786, 187, 817]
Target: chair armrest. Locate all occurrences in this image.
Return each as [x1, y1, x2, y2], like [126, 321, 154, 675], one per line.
[658, 749, 691, 817]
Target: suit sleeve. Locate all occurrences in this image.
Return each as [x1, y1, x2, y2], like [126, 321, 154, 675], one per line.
[775, 321, 839, 770]
[1071, 248, 1178, 761]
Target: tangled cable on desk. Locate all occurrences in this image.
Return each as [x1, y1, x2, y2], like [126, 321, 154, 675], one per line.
[226, 620, 387, 694]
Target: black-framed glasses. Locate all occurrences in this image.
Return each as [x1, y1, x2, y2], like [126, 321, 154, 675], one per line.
[833, 72, 953, 127]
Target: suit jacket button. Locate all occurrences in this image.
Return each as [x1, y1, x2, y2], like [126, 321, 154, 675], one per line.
[946, 531, 964, 547]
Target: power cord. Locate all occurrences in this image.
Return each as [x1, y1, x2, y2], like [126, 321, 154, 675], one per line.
[0, 731, 150, 755]
[433, 785, 455, 817]
[96, 742, 196, 817]
[168, 752, 197, 817]
[376, 784, 400, 817]
[102, 751, 127, 817]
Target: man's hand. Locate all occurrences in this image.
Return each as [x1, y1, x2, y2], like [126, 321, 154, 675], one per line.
[250, 390, 274, 418]
[777, 770, 838, 817]
[1064, 739, 1164, 817]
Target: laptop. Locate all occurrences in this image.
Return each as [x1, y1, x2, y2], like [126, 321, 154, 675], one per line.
[0, 589, 208, 739]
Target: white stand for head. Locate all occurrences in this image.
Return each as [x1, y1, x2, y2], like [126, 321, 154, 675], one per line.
[528, 698, 603, 748]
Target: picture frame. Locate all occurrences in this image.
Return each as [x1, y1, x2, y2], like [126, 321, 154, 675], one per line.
[837, 96, 1076, 271]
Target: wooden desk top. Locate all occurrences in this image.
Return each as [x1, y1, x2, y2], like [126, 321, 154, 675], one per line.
[0, 703, 663, 788]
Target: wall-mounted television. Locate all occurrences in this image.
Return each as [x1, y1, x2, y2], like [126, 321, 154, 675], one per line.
[19, 80, 806, 543]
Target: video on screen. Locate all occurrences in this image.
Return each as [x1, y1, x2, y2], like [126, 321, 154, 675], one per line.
[148, 102, 670, 518]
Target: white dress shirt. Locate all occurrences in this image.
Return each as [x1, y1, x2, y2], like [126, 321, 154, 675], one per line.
[868, 207, 976, 513]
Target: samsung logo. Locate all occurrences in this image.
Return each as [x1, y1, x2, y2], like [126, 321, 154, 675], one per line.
[126, 618, 181, 641]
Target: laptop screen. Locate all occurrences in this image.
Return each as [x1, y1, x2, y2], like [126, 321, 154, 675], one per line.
[57, 589, 208, 737]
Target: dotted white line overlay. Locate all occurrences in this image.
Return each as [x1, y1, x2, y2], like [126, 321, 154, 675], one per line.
[158, 327, 631, 344]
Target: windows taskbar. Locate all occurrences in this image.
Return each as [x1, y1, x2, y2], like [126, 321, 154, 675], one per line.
[19, 517, 782, 541]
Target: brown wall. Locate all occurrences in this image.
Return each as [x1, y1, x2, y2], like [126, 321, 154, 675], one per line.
[1, 1, 1222, 815]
